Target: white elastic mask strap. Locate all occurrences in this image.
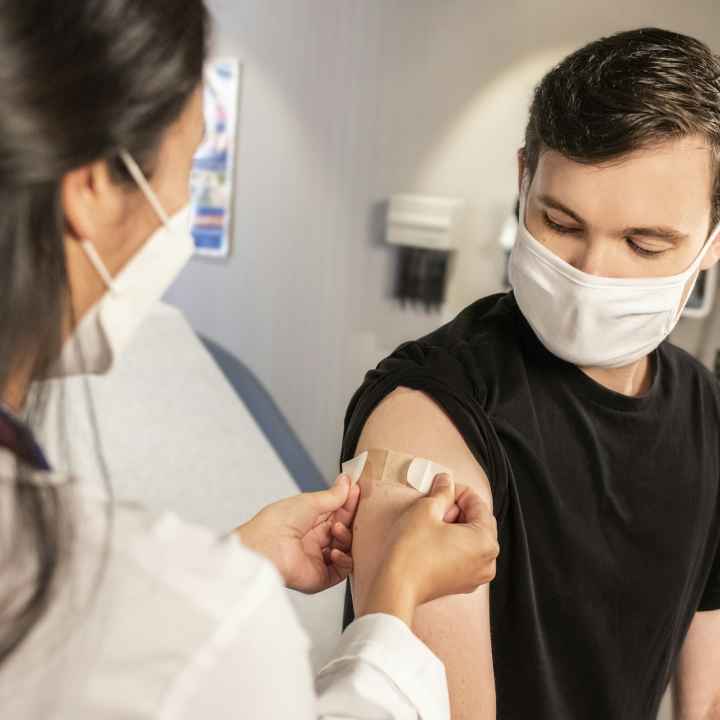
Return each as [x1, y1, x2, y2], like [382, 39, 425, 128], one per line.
[519, 189, 530, 233]
[674, 221, 720, 321]
[693, 219, 720, 270]
[81, 241, 117, 293]
[119, 149, 172, 225]
[80, 150, 175, 294]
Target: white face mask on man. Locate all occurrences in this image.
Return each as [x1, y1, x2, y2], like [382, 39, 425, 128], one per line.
[53, 150, 194, 377]
[508, 189, 720, 369]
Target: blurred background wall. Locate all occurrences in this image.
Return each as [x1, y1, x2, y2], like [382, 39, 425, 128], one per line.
[166, 0, 720, 484]
[162, 4, 720, 716]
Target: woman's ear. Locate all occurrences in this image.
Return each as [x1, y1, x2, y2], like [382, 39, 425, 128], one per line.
[61, 160, 125, 246]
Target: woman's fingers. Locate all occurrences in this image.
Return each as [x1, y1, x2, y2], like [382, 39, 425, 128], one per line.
[331, 521, 353, 551]
[333, 480, 360, 528]
[326, 480, 360, 556]
[425, 474, 457, 520]
[323, 548, 353, 587]
[331, 548, 353, 566]
[307, 475, 352, 518]
[456, 486, 493, 526]
[443, 503, 461, 523]
[316, 521, 333, 544]
[330, 548, 353, 572]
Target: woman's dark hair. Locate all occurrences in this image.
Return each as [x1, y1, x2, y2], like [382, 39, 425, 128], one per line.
[0, 0, 210, 666]
[523, 27, 720, 229]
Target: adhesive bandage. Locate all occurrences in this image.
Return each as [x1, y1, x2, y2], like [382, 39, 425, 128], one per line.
[341, 449, 451, 495]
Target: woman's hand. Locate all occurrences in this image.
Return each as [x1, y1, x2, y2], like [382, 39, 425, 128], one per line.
[236, 474, 360, 594]
[361, 473, 499, 626]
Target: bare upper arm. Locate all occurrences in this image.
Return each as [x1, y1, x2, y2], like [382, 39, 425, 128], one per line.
[351, 386, 496, 720]
[673, 609, 720, 719]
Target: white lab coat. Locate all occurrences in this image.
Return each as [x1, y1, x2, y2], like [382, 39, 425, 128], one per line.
[0, 456, 449, 719]
[6, 303, 450, 717]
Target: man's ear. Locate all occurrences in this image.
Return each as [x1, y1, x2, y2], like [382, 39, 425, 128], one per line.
[517, 148, 527, 195]
[699, 219, 720, 271]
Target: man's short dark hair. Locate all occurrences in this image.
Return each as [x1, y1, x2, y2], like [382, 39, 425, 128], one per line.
[523, 27, 720, 229]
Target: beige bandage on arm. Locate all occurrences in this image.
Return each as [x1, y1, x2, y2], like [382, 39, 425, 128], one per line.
[341, 449, 453, 600]
[342, 448, 452, 495]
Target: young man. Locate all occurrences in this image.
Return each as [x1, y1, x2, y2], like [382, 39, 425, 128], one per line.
[341, 28, 720, 720]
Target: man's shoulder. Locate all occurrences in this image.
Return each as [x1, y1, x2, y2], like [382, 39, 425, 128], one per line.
[661, 340, 720, 415]
[415, 292, 518, 354]
[354, 293, 519, 409]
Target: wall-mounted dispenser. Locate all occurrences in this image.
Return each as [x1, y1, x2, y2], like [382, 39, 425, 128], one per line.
[387, 194, 464, 311]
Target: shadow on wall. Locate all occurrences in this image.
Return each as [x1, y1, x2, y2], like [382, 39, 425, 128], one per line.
[173, 0, 720, 489]
[360, 0, 720, 344]
[411, 47, 575, 317]
[358, 43, 575, 355]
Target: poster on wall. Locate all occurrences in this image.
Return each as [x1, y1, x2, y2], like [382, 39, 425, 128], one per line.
[190, 58, 242, 258]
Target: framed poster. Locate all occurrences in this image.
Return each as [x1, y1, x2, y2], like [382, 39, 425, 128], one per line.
[190, 58, 242, 258]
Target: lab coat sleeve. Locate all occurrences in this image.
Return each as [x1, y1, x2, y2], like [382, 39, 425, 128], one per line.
[163, 564, 449, 720]
[151, 520, 449, 720]
[316, 613, 451, 720]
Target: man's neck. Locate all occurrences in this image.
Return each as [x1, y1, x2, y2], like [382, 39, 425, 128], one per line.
[580, 355, 652, 397]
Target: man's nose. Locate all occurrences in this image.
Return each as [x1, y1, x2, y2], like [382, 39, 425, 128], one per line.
[568, 242, 609, 277]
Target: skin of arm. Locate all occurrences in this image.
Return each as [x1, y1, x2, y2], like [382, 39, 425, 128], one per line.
[350, 387, 496, 720]
[673, 609, 720, 720]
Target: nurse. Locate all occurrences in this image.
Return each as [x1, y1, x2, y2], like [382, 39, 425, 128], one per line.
[0, 2, 499, 719]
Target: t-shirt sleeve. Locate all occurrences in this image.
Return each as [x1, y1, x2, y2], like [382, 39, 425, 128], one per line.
[341, 340, 508, 512]
[340, 339, 512, 629]
[699, 538, 720, 611]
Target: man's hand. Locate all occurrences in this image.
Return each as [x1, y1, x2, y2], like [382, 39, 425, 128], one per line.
[236, 474, 360, 594]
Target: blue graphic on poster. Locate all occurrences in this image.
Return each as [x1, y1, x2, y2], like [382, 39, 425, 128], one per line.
[191, 59, 241, 257]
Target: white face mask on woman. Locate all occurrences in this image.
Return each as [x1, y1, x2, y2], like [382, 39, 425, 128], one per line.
[53, 151, 194, 377]
[508, 190, 720, 368]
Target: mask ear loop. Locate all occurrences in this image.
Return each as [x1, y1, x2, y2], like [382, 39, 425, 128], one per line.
[697, 218, 720, 265]
[518, 189, 529, 232]
[80, 241, 118, 294]
[79, 150, 174, 295]
[671, 218, 720, 325]
[119, 149, 172, 225]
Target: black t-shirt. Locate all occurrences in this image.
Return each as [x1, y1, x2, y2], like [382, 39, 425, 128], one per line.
[340, 292, 720, 720]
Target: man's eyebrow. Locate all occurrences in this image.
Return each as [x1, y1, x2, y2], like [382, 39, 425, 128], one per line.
[537, 193, 689, 243]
